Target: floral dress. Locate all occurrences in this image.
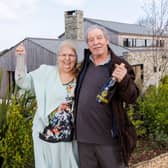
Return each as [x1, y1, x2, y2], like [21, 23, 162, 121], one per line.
[15, 65, 79, 168]
[39, 80, 75, 142]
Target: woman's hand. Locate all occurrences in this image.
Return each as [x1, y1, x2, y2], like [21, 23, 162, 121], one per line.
[57, 103, 70, 112]
[15, 43, 26, 56]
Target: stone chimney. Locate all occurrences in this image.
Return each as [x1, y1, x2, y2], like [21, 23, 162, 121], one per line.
[64, 10, 84, 40]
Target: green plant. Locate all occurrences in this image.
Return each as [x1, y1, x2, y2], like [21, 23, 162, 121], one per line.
[127, 104, 146, 137]
[0, 90, 36, 168]
[128, 75, 168, 148]
[137, 76, 168, 145]
[150, 130, 168, 148]
[0, 69, 10, 141]
[0, 69, 11, 167]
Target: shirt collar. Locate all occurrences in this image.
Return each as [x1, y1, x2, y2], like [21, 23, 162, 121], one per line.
[89, 55, 111, 65]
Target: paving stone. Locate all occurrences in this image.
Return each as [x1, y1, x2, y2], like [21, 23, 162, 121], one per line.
[130, 152, 168, 168]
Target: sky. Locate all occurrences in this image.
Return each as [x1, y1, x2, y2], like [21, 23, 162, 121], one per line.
[0, 0, 146, 51]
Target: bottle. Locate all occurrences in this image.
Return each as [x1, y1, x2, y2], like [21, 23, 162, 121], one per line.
[96, 77, 117, 104]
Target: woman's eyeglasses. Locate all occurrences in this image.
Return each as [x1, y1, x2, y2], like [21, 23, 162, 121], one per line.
[59, 54, 76, 58]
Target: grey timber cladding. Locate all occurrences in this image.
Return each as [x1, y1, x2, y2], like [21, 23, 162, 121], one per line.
[0, 38, 56, 72]
[0, 37, 129, 72]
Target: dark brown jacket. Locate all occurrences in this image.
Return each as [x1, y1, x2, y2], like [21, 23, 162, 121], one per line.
[74, 46, 139, 166]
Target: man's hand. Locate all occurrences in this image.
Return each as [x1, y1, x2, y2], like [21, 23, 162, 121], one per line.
[15, 43, 26, 56]
[112, 63, 127, 82]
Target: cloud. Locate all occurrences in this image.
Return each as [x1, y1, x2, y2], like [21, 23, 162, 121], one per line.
[0, 0, 39, 21]
[0, 2, 17, 20]
[51, 0, 86, 7]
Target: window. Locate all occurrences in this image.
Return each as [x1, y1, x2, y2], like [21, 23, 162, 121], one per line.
[123, 38, 136, 47]
[146, 39, 153, 47]
[123, 38, 129, 47]
[160, 40, 164, 47]
[122, 38, 165, 48]
[136, 39, 146, 47]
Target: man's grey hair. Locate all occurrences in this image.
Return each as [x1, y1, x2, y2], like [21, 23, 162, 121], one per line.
[85, 25, 110, 42]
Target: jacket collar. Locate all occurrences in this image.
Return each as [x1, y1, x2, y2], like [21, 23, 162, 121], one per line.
[84, 45, 120, 71]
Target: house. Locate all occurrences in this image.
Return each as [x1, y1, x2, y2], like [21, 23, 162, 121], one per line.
[61, 10, 168, 91]
[0, 37, 128, 98]
[0, 10, 168, 97]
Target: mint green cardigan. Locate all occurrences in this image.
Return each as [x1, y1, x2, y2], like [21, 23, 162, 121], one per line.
[15, 64, 75, 135]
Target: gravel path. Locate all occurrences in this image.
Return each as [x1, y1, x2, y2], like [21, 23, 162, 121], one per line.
[130, 153, 168, 168]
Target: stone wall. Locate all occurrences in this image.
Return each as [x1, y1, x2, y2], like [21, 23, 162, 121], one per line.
[125, 49, 168, 92]
[64, 10, 84, 40]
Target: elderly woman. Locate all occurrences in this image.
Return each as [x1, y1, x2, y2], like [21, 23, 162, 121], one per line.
[15, 40, 79, 168]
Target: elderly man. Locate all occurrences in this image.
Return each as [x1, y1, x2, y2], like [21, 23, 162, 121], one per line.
[74, 25, 139, 168]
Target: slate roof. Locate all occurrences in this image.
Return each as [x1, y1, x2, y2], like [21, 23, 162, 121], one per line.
[28, 38, 129, 60]
[29, 38, 60, 54]
[85, 18, 153, 35]
[58, 17, 156, 39]
[29, 38, 88, 62]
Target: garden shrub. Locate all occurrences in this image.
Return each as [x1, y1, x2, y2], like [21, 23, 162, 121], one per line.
[128, 105, 146, 137]
[0, 69, 10, 167]
[130, 76, 168, 147]
[0, 91, 36, 168]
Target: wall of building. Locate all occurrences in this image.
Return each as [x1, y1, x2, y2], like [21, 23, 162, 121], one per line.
[0, 39, 57, 98]
[108, 31, 119, 44]
[125, 50, 168, 92]
[0, 39, 56, 72]
[0, 70, 9, 98]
